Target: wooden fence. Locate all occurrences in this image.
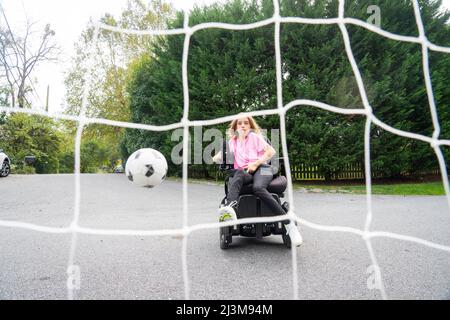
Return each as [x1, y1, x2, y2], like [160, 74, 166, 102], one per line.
[290, 163, 365, 181]
[189, 163, 442, 182]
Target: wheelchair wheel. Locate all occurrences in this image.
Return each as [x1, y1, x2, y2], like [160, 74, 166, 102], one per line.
[282, 233, 291, 249]
[220, 227, 232, 250]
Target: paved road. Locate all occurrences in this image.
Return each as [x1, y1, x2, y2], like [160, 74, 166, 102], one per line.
[0, 174, 449, 300]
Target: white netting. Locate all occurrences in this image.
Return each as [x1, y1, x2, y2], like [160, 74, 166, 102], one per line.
[1, 0, 450, 300]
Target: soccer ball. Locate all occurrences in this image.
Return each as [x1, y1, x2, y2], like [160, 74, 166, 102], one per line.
[125, 148, 168, 188]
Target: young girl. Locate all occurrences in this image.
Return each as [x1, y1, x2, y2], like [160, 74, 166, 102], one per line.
[214, 116, 303, 247]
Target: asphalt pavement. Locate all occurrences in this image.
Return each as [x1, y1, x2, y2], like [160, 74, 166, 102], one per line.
[0, 174, 449, 300]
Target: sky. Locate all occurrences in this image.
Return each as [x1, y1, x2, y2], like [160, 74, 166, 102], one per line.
[1, 0, 450, 114]
[0, 0, 220, 113]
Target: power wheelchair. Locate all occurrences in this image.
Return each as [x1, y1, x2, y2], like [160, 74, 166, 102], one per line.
[217, 141, 292, 249]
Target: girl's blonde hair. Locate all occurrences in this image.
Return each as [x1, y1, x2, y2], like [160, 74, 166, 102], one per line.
[227, 115, 261, 140]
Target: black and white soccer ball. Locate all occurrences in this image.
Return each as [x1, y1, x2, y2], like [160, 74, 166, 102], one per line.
[125, 148, 168, 188]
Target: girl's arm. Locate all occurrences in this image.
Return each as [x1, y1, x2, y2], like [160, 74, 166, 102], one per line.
[247, 144, 276, 173]
[255, 144, 276, 166]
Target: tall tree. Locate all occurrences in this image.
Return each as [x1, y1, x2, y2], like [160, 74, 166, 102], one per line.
[0, 12, 60, 108]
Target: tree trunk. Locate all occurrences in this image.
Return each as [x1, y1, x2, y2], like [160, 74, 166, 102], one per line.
[18, 80, 25, 108]
[10, 86, 15, 107]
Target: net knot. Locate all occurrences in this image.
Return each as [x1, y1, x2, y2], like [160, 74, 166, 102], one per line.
[430, 139, 439, 149]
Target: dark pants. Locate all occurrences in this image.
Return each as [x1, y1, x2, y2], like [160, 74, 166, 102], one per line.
[226, 165, 286, 216]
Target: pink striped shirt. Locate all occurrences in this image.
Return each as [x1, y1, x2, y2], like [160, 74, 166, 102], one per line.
[229, 132, 270, 170]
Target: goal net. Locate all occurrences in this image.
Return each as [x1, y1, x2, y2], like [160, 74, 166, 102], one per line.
[0, 0, 449, 300]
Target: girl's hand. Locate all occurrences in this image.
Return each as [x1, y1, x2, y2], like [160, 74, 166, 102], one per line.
[212, 151, 222, 164]
[247, 162, 259, 173]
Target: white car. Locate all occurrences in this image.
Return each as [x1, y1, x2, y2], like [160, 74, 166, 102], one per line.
[0, 149, 11, 177]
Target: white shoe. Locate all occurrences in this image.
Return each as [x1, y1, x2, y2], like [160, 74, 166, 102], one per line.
[285, 222, 303, 247]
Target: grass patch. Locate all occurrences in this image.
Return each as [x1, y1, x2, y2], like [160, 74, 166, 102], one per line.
[294, 182, 447, 195]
